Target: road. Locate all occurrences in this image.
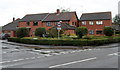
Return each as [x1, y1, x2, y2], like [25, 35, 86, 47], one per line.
[0, 40, 119, 68]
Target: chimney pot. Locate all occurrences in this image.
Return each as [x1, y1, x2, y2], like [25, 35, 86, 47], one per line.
[57, 9, 60, 14]
[13, 17, 15, 21]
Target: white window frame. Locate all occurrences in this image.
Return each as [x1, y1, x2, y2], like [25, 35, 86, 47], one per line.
[89, 21, 94, 25]
[82, 21, 86, 25]
[96, 21, 103, 25]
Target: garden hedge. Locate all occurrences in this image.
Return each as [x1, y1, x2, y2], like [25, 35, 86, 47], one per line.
[8, 37, 120, 46]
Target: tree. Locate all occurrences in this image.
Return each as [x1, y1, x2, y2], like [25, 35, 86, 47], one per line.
[16, 27, 29, 38]
[104, 27, 114, 36]
[75, 27, 88, 38]
[35, 27, 46, 37]
[59, 7, 71, 12]
[47, 28, 64, 38]
[113, 15, 120, 25]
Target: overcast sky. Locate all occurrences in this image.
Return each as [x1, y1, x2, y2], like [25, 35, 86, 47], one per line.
[0, 0, 119, 26]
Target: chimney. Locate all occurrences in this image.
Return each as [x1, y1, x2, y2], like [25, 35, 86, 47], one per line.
[16, 18, 20, 20]
[56, 9, 60, 14]
[13, 17, 15, 21]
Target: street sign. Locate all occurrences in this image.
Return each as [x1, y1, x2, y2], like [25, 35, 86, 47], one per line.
[57, 27, 61, 30]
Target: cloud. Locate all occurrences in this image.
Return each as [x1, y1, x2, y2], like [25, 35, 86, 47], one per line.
[0, 0, 119, 26]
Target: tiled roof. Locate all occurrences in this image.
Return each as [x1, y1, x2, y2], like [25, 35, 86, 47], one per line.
[20, 12, 77, 22]
[20, 13, 49, 22]
[80, 12, 111, 21]
[52, 23, 76, 30]
[43, 12, 76, 22]
[2, 19, 20, 31]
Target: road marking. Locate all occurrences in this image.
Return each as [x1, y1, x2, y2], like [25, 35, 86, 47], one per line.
[0, 61, 11, 64]
[49, 57, 97, 68]
[30, 57, 36, 59]
[108, 52, 120, 56]
[12, 59, 24, 62]
[3, 52, 7, 54]
[25, 58, 30, 60]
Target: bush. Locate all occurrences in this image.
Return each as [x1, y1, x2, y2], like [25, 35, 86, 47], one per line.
[16, 27, 29, 38]
[47, 28, 64, 38]
[104, 27, 114, 36]
[35, 27, 46, 37]
[8, 37, 120, 46]
[75, 27, 88, 38]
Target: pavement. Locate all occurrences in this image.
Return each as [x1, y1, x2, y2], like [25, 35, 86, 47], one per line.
[0, 40, 119, 68]
[1, 40, 120, 49]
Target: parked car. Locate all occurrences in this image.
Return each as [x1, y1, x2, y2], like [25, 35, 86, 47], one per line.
[0, 33, 10, 40]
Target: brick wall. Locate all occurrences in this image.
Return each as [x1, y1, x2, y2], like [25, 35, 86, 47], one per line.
[79, 20, 112, 36]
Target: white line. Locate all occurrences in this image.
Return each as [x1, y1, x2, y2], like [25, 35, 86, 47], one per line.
[13, 59, 24, 61]
[0, 61, 11, 64]
[49, 57, 97, 68]
[25, 58, 30, 60]
[108, 52, 119, 56]
[30, 57, 36, 59]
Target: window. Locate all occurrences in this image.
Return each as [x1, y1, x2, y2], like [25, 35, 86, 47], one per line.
[33, 31, 35, 34]
[96, 21, 103, 25]
[72, 22, 75, 25]
[33, 22, 38, 26]
[89, 21, 94, 25]
[54, 22, 57, 25]
[89, 30, 94, 34]
[26, 22, 30, 26]
[96, 30, 103, 34]
[46, 22, 52, 26]
[82, 21, 86, 25]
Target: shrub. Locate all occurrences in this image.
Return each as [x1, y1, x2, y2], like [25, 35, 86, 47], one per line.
[35, 27, 46, 37]
[47, 28, 64, 38]
[104, 27, 114, 36]
[75, 27, 88, 38]
[8, 37, 120, 46]
[16, 27, 29, 38]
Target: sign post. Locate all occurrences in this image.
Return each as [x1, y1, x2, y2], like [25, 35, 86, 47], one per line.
[57, 21, 62, 40]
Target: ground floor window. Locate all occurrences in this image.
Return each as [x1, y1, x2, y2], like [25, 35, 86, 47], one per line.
[89, 30, 94, 35]
[96, 30, 103, 34]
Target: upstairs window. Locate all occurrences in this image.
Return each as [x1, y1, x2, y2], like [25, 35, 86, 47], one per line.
[26, 22, 30, 26]
[96, 21, 103, 25]
[72, 22, 75, 25]
[89, 21, 94, 25]
[82, 21, 86, 25]
[54, 22, 57, 25]
[33, 22, 38, 26]
[46, 22, 52, 26]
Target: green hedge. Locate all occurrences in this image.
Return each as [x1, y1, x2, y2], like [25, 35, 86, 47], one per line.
[8, 37, 120, 46]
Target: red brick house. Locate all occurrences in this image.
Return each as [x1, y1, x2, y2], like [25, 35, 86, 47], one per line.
[2, 18, 20, 37]
[19, 9, 79, 36]
[79, 12, 112, 36]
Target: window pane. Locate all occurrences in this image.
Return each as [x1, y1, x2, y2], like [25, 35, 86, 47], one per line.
[33, 22, 38, 26]
[96, 31, 103, 34]
[96, 21, 103, 25]
[26, 22, 30, 26]
[82, 21, 86, 25]
[46, 22, 52, 26]
[89, 30, 94, 34]
[89, 21, 94, 25]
